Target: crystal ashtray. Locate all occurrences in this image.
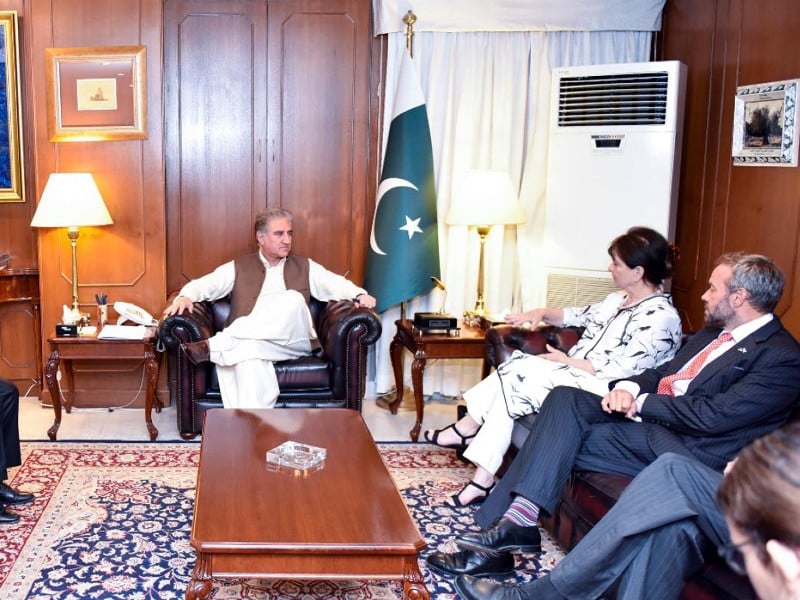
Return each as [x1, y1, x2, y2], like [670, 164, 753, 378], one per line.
[266, 441, 326, 470]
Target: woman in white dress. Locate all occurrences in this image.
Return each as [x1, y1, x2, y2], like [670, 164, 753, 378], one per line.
[425, 226, 683, 507]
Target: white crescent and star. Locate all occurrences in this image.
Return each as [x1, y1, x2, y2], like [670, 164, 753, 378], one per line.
[369, 177, 420, 256]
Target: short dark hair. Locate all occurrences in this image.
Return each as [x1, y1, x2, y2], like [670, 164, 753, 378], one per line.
[607, 226, 675, 287]
[254, 208, 293, 235]
[718, 422, 800, 564]
[714, 252, 784, 313]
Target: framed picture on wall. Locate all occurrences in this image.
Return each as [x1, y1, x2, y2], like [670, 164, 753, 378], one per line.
[0, 11, 25, 202]
[45, 46, 147, 142]
[732, 78, 799, 167]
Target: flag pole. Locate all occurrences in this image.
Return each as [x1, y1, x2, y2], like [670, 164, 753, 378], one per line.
[403, 10, 416, 58]
[399, 9, 416, 325]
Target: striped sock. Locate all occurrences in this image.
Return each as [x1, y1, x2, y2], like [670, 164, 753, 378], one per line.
[504, 496, 540, 527]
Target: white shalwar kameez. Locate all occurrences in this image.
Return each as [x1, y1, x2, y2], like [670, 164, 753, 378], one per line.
[177, 255, 367, 409]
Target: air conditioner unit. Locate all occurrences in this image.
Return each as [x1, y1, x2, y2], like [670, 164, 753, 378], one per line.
[542, 60, 687, 307]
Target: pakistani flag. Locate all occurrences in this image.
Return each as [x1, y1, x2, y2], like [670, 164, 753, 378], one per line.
[365, 50, 440, 313]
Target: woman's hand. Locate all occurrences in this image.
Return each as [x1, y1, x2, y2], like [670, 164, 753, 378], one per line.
[505, 308, 546, 327]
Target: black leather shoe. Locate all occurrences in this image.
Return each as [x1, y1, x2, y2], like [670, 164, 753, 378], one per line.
[456, 519, 541, 553]
[454, 574, 526, 600]
[0, 482, 33, 505]
[0, 505, 20, 524]
[180, 340, 210, 364]
[426, 549, 514, 577]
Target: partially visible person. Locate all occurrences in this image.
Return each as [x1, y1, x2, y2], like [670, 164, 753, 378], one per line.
[450, 422, 800, 599]
[163, 208, 376, 409]
[426, 252, 800, 581]
[718, 421, 800, 600]
[0, 378, 34, 524]
[424, 227, 682, 506]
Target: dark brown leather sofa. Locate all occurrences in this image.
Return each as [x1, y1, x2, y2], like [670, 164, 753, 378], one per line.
[485, 324, 756, 600]
[158, 297, 382, 439]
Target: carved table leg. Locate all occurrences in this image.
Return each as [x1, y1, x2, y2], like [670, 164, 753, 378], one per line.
[44, 350, 61, 441]
[402, 556, 430, 600]
[62, 359, 75, 413]
[185, 552, 213, 599]
[409, 353, 427, 442]
[388, 331, 404, 415]
[144, 347, 160, 441]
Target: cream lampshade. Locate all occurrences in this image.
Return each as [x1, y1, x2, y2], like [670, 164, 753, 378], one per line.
[31, 173, 113, 313]
[447, 170, 525, 316]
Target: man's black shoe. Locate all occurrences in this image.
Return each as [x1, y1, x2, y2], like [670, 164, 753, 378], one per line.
[180, 340, 210, 365]
[0, 482, 33, 505]
[456, 519, 541, 553]
[426, 549, 514, 577]
[454, 575, 527, 600]
[0, 505, 20, 524]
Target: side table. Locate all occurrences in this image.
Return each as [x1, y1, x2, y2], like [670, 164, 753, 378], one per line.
[389, 319, 490, 441]
[43, 328, 162, 441]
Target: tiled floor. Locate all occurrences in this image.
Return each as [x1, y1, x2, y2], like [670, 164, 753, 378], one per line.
[18, 389, 460, 443]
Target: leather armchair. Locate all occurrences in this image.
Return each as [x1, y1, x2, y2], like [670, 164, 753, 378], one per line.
[158, 297, 381, 439]
[484, 324, 756, 599]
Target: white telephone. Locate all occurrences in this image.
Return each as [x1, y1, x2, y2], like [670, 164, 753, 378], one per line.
[114, 301, 159, 327]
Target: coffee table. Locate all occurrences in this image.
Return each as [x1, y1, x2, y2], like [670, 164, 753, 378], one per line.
[186, 408, 429, 599]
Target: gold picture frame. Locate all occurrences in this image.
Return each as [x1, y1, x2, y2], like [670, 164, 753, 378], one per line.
[0, 11, 25, 202]
[45, 45, 147, 142]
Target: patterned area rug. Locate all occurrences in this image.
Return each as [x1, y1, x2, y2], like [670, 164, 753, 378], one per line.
[0, 442, 564, 599]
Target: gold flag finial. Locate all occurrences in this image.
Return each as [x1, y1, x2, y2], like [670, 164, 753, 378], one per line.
[403, 10, 417, 57]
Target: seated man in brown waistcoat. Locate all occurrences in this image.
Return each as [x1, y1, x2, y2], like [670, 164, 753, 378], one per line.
[163, 207, 377, 409]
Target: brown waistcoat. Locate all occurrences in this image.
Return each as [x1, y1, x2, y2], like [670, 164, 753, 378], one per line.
[227, 253, 311, 325]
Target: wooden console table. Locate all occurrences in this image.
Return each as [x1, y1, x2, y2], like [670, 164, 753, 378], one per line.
[43, 328, 162, 441]
[0, 268, 42, 388]
[389, 319, 490, 441]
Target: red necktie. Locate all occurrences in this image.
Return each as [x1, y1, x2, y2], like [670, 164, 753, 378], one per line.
[657, 332, 734, 396]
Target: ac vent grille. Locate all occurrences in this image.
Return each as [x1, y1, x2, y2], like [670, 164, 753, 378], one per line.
[546, 273, 619, 308]
[557, 71, 669, 127]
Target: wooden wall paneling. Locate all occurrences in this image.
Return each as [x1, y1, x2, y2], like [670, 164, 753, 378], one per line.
[267, 0, 374, 282]
[28, 0, 166, 406]
[660, 0, 800, 335]
[164, 0, 268, 293]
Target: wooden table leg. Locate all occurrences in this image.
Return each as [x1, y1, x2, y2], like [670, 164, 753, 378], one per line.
[144, 347, 160, 441]
[403, 555, 430, 599]
[62, 359, 75, 414]
[388, 331, 404, 415]
[185, 552, 212, 599]
[409, 353, 427, 442]
[44, 351, 61, 441]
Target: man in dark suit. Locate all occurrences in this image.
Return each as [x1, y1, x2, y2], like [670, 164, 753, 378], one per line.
[0, 378, 34, 523]
[453, 452, 728, 599]
[427, 252, 800, 594]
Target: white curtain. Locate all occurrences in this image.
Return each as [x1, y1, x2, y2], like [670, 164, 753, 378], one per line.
[368, 29, 653, 399]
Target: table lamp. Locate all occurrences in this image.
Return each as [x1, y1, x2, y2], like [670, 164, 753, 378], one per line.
[446, 170, 525, 317]
[31, 173, 113, 319]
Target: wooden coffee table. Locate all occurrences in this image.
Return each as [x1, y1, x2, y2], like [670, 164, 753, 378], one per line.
[186, 408, 429, 599]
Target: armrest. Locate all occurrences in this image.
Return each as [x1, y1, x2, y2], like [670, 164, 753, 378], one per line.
[157, 301, 217, 349]
[485, 324, 584, 368]
[315, 299, 382, 362]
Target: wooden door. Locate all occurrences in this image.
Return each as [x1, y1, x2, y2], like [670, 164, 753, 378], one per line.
[164, 0, 269, 292]
[164, 0, 379, 292]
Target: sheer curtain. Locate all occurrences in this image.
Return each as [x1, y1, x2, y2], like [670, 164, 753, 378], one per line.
[369, 30, 653, 398]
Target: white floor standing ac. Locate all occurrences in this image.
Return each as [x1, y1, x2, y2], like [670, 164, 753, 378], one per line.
[543, 60, 687, 307]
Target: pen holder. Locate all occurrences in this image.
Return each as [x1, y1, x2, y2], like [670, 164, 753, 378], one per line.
[97, 304, 108, 327]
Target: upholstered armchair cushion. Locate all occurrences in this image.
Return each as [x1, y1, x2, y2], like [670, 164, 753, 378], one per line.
[158, 297, 381, 439]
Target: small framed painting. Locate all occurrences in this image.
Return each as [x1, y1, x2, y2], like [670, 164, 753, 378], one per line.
[0, 11, 24, 202]
[45, 45, 147, 142]
[732, 79, 799, 167]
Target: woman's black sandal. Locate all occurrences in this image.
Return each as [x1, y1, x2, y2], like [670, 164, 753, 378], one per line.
[447, 480, 496, 507]
[423, 423, 476, 449]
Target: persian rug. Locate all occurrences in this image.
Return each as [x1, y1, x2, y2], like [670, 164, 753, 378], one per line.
[0, 442, 564, 599]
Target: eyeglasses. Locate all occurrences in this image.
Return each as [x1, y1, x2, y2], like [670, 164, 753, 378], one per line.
[718, 538, 758, 576]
